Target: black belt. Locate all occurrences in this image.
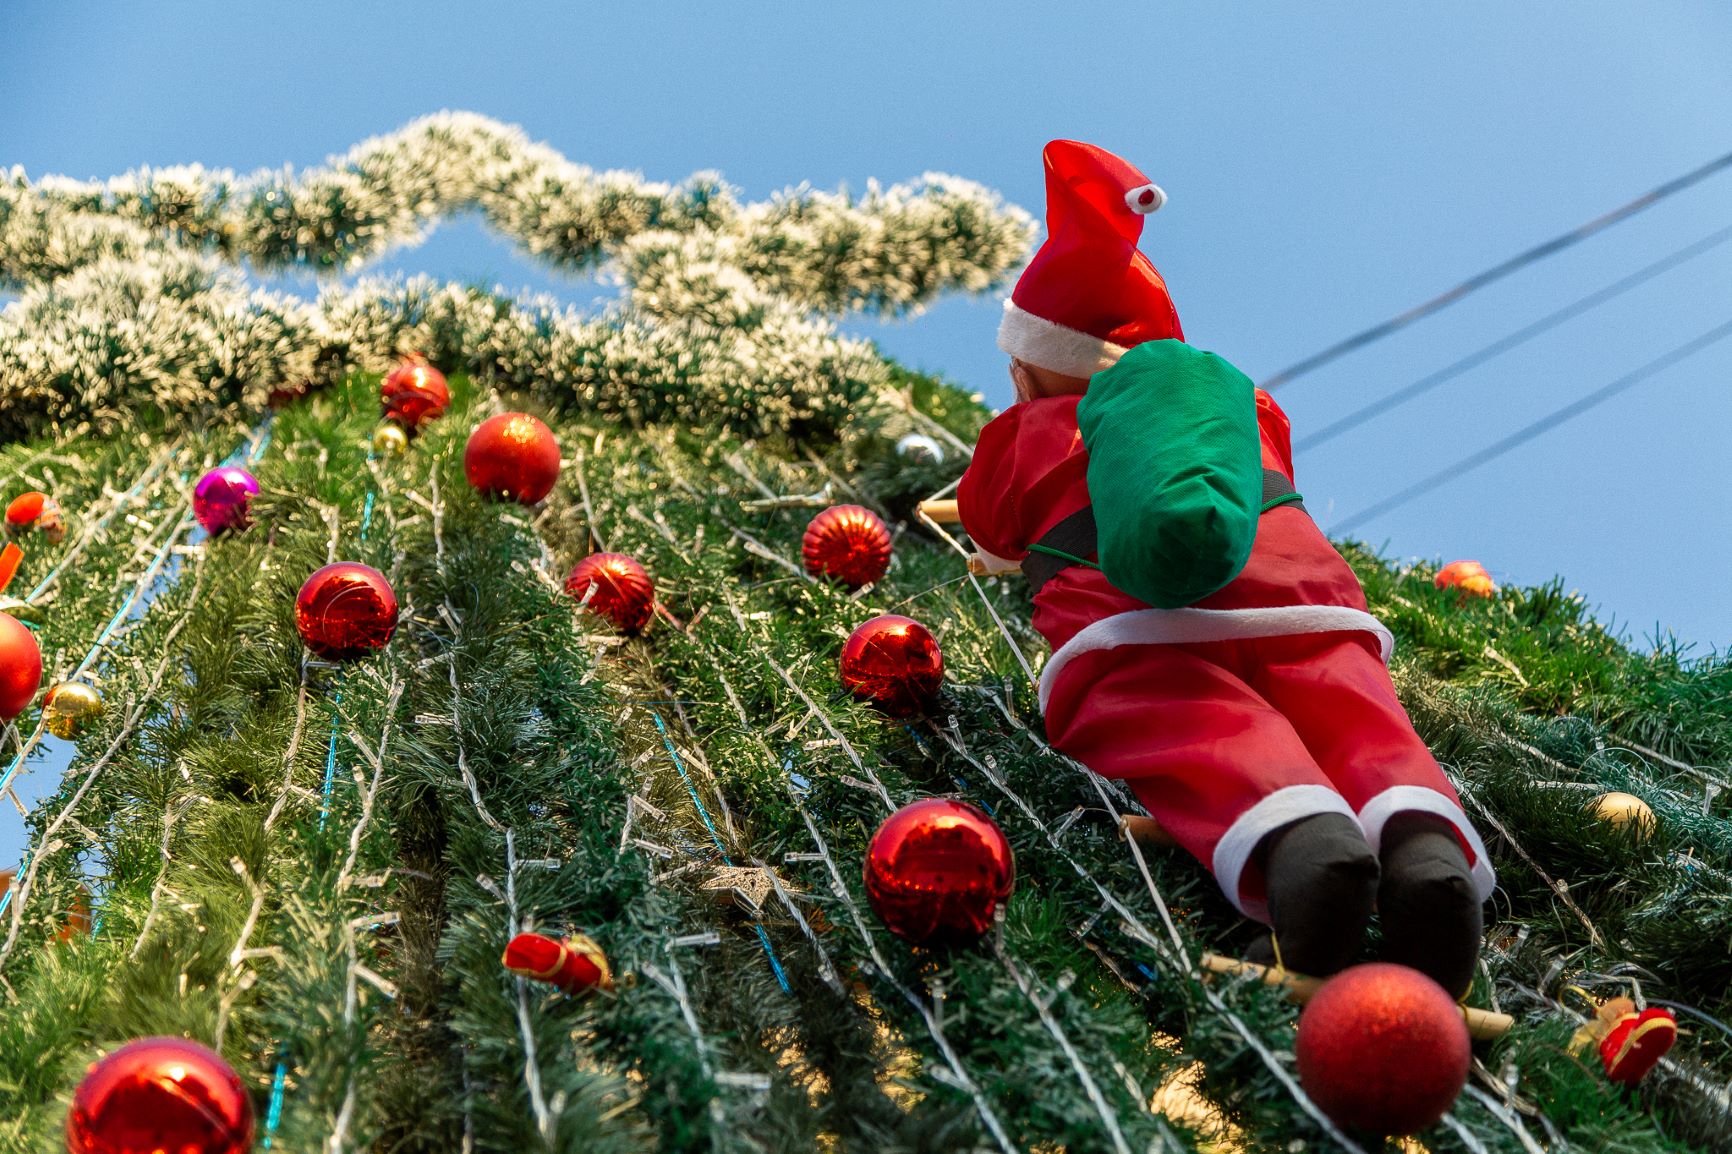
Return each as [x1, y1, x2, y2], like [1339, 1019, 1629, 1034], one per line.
[1020, 468, 1306, 595]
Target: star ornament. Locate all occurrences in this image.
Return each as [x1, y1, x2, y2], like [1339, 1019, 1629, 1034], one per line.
[702, 865, 799, 918]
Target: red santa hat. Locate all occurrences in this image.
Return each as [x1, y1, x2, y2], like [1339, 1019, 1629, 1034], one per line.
[997, 140, 1183, 379]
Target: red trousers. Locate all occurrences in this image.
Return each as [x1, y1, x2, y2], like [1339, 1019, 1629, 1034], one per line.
[1043, 628, 1495, 921]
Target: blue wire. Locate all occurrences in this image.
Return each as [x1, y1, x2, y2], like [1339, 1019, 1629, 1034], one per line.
[261, 1052, 290, 1147]
[317, 690, 342, 833]
[650, 709, 791, 994]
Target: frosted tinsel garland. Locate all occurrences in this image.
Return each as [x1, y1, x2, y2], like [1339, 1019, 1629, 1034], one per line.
[0, 249, 885, 440]
[0, 111, 1034, 316]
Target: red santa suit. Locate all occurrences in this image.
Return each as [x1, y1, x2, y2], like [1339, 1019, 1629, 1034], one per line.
[962, 140, 1495, 922]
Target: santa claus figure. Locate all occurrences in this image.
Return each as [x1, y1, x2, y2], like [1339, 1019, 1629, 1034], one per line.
[957, 141, 1494, 996]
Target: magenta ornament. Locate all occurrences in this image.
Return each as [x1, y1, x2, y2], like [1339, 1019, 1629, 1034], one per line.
[193, 467, 260, 536]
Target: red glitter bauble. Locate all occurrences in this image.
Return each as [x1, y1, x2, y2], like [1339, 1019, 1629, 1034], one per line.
[839, 614, 943, 717]
[1295, 963, 1471, 1136]
[802, 505, 892, 589]
[565, 553, 654, 633]
[464, 413, 561, 505]
[864, 798, 1014, 946]
[379, 356, 450, 433]
[295, 562, 398, 661]
[0, 611, 42, 721]
[67, 1036, 253, 1154]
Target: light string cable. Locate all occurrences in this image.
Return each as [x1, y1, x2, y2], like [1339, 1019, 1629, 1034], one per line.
[1329, 312, 1732, 536]
[426, 464, 558, 1142]
[918, 499, 1379, 1153]
[713, 564, 1136, 1146]
[926, 493, 1571, 1151]
[0, 420, 269, 908]
[1261, 143, 1732, 390]
[0, 547, 209, 970]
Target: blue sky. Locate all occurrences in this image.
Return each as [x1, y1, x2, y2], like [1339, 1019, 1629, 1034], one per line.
[3, 0, 1730, 664]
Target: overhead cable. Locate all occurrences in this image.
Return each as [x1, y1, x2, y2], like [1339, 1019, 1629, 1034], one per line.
[1329, 314, 1732, 536]
[1263, 146, 1732, 390]
[1297, 222, 1732, 452]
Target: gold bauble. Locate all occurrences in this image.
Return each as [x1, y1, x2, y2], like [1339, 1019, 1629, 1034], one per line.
[1588, 791, 1656, 840]
[42, 681, 103, 739]
[372, 424, 409, 457]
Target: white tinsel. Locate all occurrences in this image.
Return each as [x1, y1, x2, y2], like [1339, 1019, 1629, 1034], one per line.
[0, 113, 1036, 438]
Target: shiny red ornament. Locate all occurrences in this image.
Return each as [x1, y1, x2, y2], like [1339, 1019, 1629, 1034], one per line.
[1435, 559, 1495, 598]
[380, 355, 450, 433]
[502, 930, 614, 996]
[0, 611, 42, 721]
[192, 467, 260, 536]
[1295, 963, 1471, 1136]
[803, 505, 892, 589]
[67, 1036, 253, 1154]
[864, 798, 1014, 946]
[839, 614, 943, 717]
[565, 553, 654, 633]
[464, 413, 561, 505]
[295, 562, 398, 661]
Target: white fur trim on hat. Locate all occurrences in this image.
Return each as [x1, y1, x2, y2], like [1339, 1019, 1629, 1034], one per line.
[1037, 604, 1396, 713]
[1125, 182, 1167, 215]
[997, 299, 1130, 379]
[1357, 785, 1498, 902]
[1213, 785, 1362, 922]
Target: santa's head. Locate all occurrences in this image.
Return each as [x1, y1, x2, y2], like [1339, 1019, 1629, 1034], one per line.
[1000, 140, 1182, 401]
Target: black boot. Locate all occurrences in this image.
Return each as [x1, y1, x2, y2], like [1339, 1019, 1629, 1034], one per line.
[1252, 813, 1379, 977]
[1378, 812, 1483, 999]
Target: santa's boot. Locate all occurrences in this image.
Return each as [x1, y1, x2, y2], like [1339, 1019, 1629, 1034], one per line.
[1248, 813, 1379, 976]
[1377, 811, 1483, 999]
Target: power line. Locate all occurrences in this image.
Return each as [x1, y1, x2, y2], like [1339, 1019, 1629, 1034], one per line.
[1295, 221, 1732, 453]
[1262, 145, 1732, 390]
[1328, 314, 1732, 537]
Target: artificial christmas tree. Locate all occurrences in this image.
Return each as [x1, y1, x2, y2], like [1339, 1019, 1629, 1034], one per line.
[0, 114, 1726, 1154]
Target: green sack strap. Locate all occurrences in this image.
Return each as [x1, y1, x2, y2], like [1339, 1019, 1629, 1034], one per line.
[1021, 507, 1102, 593]
[1260, 469, 1307, 514]
[1021, 470, 1305, 596]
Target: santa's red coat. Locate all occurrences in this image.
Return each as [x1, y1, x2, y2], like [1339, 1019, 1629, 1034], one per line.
[958, 387, 1494, 920]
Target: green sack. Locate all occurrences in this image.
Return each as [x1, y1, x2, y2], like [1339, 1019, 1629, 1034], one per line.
[1076, 339, 1262, 609]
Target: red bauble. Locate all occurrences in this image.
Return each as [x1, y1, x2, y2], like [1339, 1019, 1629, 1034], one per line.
[864, 798, 1014, 946]
[0, 611, 43, 721]
[1295, 963, 1471, 1136]
[839, 614, 943, 717]
[380, 356, 450, 432]
[295, 562, 398, 661]
[802, 505, 892, 588]
[67, 1036, 253, 1154]
[464, 413, 561, 505]
[565, 553, 654, 633]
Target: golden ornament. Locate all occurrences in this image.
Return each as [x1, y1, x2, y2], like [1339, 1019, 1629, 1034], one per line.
[701, 865, 800, 918]
[1588, 791, 1656, 840]
[42, 681, 103, 739]
[372, 424, 410, 457]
